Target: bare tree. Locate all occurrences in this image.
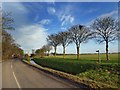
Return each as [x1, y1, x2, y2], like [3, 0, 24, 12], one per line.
[42, 44, 52, 56]
[45, 44, 52, 56]
[58, 31, 72, 58]
[69, 24, 93, 59]
[2, 11, 15, 59]
[2, 11, 14, 30]
[1, 11, 24, 59]
[42, 45, 47, 55]
[47, 34, 60, 56]
[91, 16, 117, 61]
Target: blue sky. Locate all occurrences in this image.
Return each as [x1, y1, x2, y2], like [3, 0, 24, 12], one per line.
[2, 2, 118, 54]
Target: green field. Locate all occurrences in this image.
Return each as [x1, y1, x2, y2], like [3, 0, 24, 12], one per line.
[47, 53, 118, 61]
[33, 53, 119, 88]
[34, 54, 119, 74]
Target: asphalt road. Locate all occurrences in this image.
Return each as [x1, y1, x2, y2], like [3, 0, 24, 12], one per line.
[2, 59, 80, 88]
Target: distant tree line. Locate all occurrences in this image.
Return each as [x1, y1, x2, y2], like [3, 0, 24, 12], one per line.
[46, 16, 118, 60]
[2, 11, 24, 59]
[35, 44, 52, 58]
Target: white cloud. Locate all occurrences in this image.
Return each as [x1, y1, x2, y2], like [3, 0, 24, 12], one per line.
[3, 2, 28, 14]
[99, 10, 117, 18]
[61, 14, 74, 26]
[3, 3, 50, 53]
[61, 27, 67, 30]
[38, 19, 51, 25]
[86, 10, 118, 26]
[2, 2, 29, 27]
[47, 4, 75, 28]
[16, 24, 48, 52]
[47, 7, 56, 14]
[56, 5, 75, 27]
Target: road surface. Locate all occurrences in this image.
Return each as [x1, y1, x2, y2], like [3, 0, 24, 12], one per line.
[2, 59, 81, 88]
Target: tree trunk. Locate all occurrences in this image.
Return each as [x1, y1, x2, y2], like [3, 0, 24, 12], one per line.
[106, 41, 109, 61]
[77, 46, 80, 59]
[54, 46, 57, 56]
[48, 51, 50, 56]
[63, 46, 65, 59]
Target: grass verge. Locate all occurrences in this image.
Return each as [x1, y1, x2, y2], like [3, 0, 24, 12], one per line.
[23, 59, 119, 89]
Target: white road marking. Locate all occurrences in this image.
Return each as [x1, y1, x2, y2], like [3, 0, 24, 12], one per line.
[12, 72, 21, 89]
[11, 64, 13, 69]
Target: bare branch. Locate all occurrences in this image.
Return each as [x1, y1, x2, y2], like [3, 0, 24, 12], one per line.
[91, 16, 117, 60]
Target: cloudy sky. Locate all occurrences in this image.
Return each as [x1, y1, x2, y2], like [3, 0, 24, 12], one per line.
[2, 2, 118, 54]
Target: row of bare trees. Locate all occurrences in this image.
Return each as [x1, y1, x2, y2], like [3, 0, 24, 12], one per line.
[47, 16, 118, 60]
[2, 11, 24, 59]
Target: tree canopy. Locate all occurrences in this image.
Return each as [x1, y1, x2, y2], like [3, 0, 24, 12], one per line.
[91, 16, 118, 60]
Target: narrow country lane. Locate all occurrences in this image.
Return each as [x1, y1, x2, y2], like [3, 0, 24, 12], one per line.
[2, 59, 82, 89]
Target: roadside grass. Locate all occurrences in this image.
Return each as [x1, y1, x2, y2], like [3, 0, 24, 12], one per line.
[33, 53, 119, 88]
[77, 69, 119, 87]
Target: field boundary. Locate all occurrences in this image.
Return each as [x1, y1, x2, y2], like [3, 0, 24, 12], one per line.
[22, 60, 115, 89]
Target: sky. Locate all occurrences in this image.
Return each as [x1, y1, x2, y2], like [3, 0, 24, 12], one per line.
[2, 2, 118, 54]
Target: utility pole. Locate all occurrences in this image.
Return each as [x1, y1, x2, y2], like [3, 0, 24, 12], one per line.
[96, 50, 100, 62]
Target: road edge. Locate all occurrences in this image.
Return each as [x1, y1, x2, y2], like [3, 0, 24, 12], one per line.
[22, 60, 94, 90]
[23, 60, 116, 89]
